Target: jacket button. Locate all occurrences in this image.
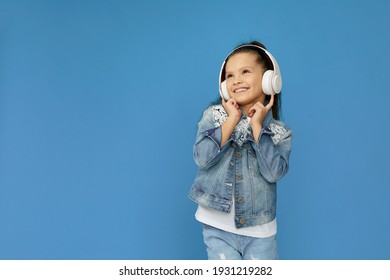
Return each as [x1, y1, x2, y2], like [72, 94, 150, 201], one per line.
[232, 143, 237, 148]
[239, 218, 246, 225]
[237, 197, 244, 203]
[236, 174, 243, 180]
[235, 152, 242, 158]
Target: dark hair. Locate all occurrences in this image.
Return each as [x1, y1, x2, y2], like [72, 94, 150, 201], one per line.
[222, 40, 282, 120]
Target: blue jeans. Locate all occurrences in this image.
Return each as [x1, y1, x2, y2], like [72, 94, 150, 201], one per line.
[202, 224, 278, 260]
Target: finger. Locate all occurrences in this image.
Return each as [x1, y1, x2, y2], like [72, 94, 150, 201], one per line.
[252, 102, 263, 111]
[266, 93, 275, 110]
[221, 98, 227, 110]
[248, 104, 258, 116]
[231, 99, 240, 109]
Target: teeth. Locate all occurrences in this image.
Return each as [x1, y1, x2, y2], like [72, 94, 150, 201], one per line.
[235, 88, 247, 93]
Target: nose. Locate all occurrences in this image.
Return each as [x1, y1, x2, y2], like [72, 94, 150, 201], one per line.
[233, 77, 242, 85]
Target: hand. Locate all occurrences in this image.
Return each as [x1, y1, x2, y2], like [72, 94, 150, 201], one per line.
[220, 98, 241, 147]
[222, 98, 242, 120]
[248, 93, 274, 127]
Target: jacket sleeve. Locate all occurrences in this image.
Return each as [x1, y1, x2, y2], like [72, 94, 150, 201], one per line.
[193, 106, 231, 169]
[251, 119, 293, 183]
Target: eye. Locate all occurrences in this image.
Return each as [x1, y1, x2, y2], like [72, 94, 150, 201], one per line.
[226, 73, 233, 79]
[242, 69, 251, 74]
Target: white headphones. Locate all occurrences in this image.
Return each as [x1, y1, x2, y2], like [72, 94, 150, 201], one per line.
[219, 44, 282, 101]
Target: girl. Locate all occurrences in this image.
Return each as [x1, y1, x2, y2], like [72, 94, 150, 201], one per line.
[189, 41, 292, 260]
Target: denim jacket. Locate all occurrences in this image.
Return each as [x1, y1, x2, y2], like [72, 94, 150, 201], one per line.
[189, 104, 292, 229]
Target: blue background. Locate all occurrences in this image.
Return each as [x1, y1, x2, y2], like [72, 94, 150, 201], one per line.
[0, 0, 389, 260]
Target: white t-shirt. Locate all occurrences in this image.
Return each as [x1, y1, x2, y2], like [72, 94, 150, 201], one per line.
[195, 200, 277, 238]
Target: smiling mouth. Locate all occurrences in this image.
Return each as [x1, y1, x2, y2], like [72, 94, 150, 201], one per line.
[234, 87, 249, 93]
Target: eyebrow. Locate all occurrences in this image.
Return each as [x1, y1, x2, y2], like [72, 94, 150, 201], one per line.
[225, 66, 254, 75]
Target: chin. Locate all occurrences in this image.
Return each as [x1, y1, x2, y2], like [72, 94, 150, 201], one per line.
[235, 96, 253, 104]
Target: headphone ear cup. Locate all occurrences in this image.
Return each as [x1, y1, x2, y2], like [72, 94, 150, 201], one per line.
[273, 74, 282, 94]
[262, 70, 274, 95]
[220, 80, 230, 100]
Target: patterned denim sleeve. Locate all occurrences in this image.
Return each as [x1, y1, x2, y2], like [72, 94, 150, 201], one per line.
[251, 119, 293, 183]
[193, 106, 227, 169]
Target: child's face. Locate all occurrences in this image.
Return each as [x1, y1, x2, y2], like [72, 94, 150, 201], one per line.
[225, 52, 265, 106]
